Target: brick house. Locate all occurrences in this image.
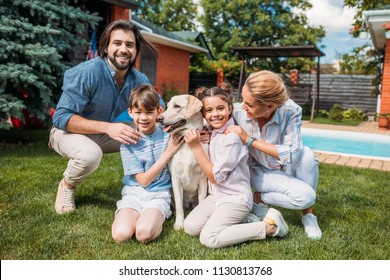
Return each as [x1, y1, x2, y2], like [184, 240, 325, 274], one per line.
[364, 8, 390, 113]
[76, 0, 209, 95]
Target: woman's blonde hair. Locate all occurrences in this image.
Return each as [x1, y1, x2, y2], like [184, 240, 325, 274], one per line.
[245, 70, 288, 107]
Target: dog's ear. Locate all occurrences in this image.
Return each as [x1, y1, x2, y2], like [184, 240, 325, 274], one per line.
[185, 95, 203, 118]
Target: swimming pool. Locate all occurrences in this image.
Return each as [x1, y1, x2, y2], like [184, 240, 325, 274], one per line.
[302, 128, 390, 160]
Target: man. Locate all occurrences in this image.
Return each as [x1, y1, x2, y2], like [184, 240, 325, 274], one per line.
[49, 20, 161, 214]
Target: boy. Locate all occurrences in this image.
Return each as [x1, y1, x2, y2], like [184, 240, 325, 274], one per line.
[111, 85, 183, 243]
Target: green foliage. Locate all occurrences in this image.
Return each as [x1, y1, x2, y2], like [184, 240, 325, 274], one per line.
[190, 58, 243, 87]
[345, 0, 390, 38]
[339, 46, 379, 75]
[161, 82, 183, 104]
[135, 0, 197, 31]
[316, 109, 329, 119]
[0, 92, 25, 129]
[0, 0, 101, 129]
[199, 0, 325, 72]
[312, 105, 367, 124]
[339, 46, 384, 96]
[342, 107, 368, 121]
[328, 103, 344, 122]
[343, 1, 390, 96]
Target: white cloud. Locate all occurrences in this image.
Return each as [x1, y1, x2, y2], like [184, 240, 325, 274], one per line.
[304, 0, 370, 63]
[306, 0, 357, 35]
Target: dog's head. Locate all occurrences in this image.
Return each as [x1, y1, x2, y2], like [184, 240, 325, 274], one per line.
[158, 94, 203, 136]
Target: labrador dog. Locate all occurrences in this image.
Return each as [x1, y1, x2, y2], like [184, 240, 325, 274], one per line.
[158, 95, 208, 230]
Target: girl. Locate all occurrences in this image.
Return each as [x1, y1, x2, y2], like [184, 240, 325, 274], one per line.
[111, 85, 183, 243]
[183, 83, 288, 248]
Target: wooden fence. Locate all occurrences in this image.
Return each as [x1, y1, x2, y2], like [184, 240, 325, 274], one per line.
[292, 74, 377, 113]
[189, 73, 377, 113]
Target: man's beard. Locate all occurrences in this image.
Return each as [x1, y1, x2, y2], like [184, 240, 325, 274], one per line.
[108, 54, 135, 71]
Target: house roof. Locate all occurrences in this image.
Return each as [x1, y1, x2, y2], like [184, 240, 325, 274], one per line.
[363, 8, 390, 50]
[131, 15, 208, 54]
[172, 31, 214, 60]
[100, 0, 138, 10]
[232, 45, 325, 58]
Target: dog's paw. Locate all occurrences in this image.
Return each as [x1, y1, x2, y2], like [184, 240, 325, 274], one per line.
[174, 222, 184, 231]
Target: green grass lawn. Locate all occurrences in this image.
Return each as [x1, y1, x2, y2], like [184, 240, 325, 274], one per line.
[1, 129, 389, 260]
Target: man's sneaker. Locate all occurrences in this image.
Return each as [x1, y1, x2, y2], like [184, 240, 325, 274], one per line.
[263, 208, 289, 237]
[252, 202, 269, 221]
[242, 213, 261, 224]
[301, 213, 322, 240]
[55, 180, 76, 214]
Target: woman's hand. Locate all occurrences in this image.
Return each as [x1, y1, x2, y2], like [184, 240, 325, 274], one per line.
[224, 125, 249, 144]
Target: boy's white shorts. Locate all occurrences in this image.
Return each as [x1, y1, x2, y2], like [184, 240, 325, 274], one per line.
[116, 185, 172, 219]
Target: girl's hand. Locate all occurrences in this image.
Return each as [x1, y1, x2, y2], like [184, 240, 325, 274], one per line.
[200, 126, 211, 144]
[224, 125, 249, 144]
[184, 129, 201, 148]
[167, 133, 184, 154]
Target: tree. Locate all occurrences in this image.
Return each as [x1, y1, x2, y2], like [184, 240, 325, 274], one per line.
[199, 0, 325, 73]
[135, 0, 197, 31]
[0, 0, 100, 129]
[339, 46, 379, 75]
[343, 0, 390, 96]
[345, 0, 390, 37]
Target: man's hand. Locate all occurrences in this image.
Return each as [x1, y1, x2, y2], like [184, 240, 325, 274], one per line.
[106, 123, 141, 145]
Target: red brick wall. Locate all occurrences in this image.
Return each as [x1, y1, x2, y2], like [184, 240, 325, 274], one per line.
[382, 40, 390, 113]
[154, 44, 190, 94]
[111, 6, 130, 21]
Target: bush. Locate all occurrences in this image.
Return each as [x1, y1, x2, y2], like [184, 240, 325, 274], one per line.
[301, 105, 311, 117]
[161, 82, 182, 104]
[343, 107, 368, 121]
[316, 109, 329, 118]
[328, 103, 344, 122]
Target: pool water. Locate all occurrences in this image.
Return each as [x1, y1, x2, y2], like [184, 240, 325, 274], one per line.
[302, 128, 390, 159]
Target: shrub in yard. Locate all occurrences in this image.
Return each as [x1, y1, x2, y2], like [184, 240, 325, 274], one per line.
[301, 104, 311, 117]
[328, 103, 344, 122]
[316, 109, 329, 118]
[161, 82, 182, 104]
[343, 107, 368, 121]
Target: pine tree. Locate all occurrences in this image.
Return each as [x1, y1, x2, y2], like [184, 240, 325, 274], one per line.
[0, 0, 101, 129]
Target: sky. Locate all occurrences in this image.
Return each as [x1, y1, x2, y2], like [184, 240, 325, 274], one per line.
[194, 0, 370, 64]
[306, 0, 370, 63]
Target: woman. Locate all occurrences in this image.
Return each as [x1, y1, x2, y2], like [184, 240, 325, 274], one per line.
[225, 70, 322, 240]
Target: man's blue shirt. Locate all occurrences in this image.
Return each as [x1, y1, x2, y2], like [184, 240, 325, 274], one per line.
[53, 57, 162, 130]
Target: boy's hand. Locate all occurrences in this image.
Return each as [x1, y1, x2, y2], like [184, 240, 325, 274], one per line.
[167, 133, 184, 154]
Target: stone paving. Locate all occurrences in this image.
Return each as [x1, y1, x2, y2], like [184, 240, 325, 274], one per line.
[302, 121, 390, 172]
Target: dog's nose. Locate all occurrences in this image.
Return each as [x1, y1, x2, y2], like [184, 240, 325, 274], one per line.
[157, 116, 164, 124]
